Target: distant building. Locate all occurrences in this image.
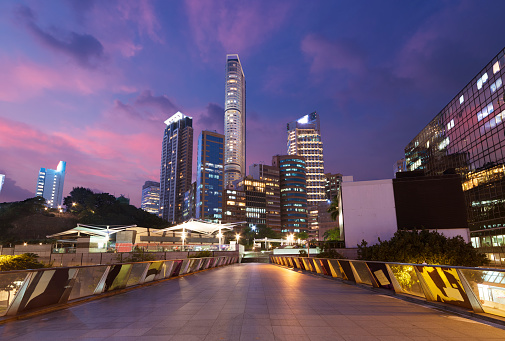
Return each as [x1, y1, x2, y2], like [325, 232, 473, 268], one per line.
[222, 188, 246, 225]
[224, 54, 246, 189]
[0, 174, 4, 194]
[287, 112, 325, 206]
[195, 131, 224, 222]
[141, 181, 160, 215]
[339, 173, 469, 248]
[35, 161, 66, 208]
[249, 164, 281, 233]
[238, 176, 267, 230]
[393, 158, 406, 178]
[160, 112, 193, 223]
[325, 173, 342, 201]
[404, 48, 505, 264]
[272, 155, 308, 233]
[182, 182, 196, 222]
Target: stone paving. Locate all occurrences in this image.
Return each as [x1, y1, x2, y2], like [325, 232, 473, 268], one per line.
[1, 263, 505, 340]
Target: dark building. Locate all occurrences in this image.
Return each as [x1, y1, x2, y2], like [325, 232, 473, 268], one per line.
[160, 112, 193, 223]
[325, 173, 342, 201]
[272, 155, 308, 233]
[239, 176, 267, 229]
[222, 188, 246, 225]
[182, 182, 196, 222]
[249, 164, 281, 232]
[195, 131, 224, 222]
[404, 48, 505, 264]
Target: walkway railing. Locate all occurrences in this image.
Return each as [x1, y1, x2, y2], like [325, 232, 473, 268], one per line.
[0, 255, 238, 318]
[271, 255, 505, 319]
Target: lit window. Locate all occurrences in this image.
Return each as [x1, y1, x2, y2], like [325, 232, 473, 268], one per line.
[459, 95, 464, 104]
[494, 61, 500, 74]
[447, 119, 455, 130]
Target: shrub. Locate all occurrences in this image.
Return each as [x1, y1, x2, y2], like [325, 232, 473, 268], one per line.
[0, 253, 47, 271]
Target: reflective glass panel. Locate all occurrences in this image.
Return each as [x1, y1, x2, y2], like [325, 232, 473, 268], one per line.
[68, 266, 108, 300]
[351, 261, 373, 286]
[0, 272, 28, 316]
[460, 268, 505, 318]
[389, 265, 424, 297]
[126, 263, 149, 287]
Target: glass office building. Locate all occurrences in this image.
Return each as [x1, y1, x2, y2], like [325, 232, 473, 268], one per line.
[405, 48, 505, 263]
[224, 54, 246, 188]
[35, 161, 66, 208]
[272, 155, 308, 233]
[195, 131, 224, 222]
[160, 112, 193, 223]
[141, 181, 160, 215]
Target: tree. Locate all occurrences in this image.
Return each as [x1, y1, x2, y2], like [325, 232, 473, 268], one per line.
[295, 231, 309, 240]
[0, 253, 47, 271]
[327, 195, 339, 221]
[357, 229, 488, 267]
[323, 227, 340, 241]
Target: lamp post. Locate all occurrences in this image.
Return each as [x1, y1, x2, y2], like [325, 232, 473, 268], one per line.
[236, 234, 240, 251]
[217, 228, 223, 251]
[181, 227, 186, 251]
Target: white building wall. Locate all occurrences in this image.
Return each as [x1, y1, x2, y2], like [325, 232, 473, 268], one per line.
[341, 179, 397, 248]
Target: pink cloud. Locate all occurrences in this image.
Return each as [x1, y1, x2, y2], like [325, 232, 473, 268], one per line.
[0, 56, 132, 102]
[184, 0, 292, 59]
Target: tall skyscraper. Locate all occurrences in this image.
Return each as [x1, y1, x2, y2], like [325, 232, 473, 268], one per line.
[404, 47, 505, 263]
[0, 174, 4, 194]
[160, 112, 193, 223]
[195, 131, 224, 221]
[35, 161, 66, 208]
[224, 54, 246, 188]
[272, 155, 308, 233]
[287, 112, 325, 205]
[141, 181, 160, 215]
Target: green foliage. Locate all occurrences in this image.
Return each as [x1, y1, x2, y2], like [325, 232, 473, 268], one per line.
[0, 197, 46, 230]
[327, 195, 339, 221]
[316, 249, 345, 259]
[299, 249, 307, 256]
[188, 251, 213, 258]
[295, 231, 309, 240]
[120, 247, 156, 262]
[241, 225, 281, 247]
[64, 187, 169, 228]
[322, 227, 340, 241]
[0, 253, 47, 271]
[357, 229, 488, 267]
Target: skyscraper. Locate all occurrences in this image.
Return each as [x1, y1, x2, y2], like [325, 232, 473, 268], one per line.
[195, 131, 224, 221]
[141, 181, 160, 215]
[0, 174, 4, 194]
[249, 163, 281, 232]
[160, 112, 193, 223]
[224, 54, 246, 188]
[35, 161, 66, 208]
[287, 112, 325, 205]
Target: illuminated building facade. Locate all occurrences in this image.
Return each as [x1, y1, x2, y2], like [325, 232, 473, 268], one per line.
[272, 155, 308, 233]
[222, 188, 246, 225]
[325, 173, 342, 201]
[287, 112, 325, 205]
[35, 161, 66, 208]
[249, 164, 281, 232]
[0, 174, 4, 194]
[224, 54, 246, 188]
[141, 181, 160, 215]
[404, 48, 505, 263]
[182, 182, 196, 221]
[195, 131, 224, 221]
[237, 176, 267, 229]
[160, 112, 193, 223]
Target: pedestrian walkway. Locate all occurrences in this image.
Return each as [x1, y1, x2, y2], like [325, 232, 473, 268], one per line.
[1, 263, 504, 340]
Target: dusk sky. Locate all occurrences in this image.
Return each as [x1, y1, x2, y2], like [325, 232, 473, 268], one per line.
[1, 0, 505, 207]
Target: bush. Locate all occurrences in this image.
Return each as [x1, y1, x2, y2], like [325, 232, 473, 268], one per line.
[120, 247, 156, 262]
[299, 250, 307, 256]
[316, 249, 345, 259]
[0, 253, 47, 271]
[188, 251, 213, 258]
[357, 229, 488, 267]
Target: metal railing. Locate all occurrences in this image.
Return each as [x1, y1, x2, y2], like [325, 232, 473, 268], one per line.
[270, 255, 505, 319]
[0, 255, 239, 318]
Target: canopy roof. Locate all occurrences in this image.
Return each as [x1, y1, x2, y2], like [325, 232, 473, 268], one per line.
[154, 219, 243, 236]
[47, 224, 141, 239]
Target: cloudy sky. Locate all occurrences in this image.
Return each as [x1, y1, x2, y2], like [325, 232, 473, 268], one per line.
[1, 0, 505, 207]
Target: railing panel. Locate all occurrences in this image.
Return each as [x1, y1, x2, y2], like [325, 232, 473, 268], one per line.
[337, 260, 356, 282]
[171, 260, 183, 277]
[366, 262, 395, 290]
[416, 266, 473, 310]
[126, 263, 149, 287]
[327, 260, 343, 278]
[351, 261, 373, 286]
[104, 264, 132, 292]
[14, 268, 78, 314]
[0, 272, 30, 317]
[144, 262, 164, 283]
[389, 265, 424, 298]
[319, 259, 331, 276]
[459, 268, 504, 316]
[68, 265, 108, 300]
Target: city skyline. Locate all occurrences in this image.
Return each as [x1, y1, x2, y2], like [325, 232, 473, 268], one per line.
[1, 1, 505, 207]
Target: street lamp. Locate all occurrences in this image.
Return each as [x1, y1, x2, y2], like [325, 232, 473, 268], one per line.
[217, 229, 223, 250]
[181, 227, 186, 250]
[235, 234, 240, 251]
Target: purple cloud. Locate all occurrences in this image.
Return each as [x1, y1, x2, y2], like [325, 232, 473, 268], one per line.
[0, 172, 34, 203]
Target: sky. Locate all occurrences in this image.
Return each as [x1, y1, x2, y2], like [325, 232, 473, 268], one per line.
[1, 0, 505, 207]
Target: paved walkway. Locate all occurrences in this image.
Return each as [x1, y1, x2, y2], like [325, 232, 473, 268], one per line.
[1, 263, 505, 341]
